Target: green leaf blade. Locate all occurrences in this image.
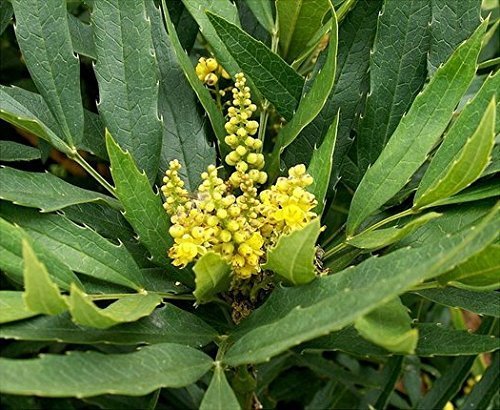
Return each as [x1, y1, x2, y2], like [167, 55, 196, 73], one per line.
[193, 252, 232, 304]
[357, 0, 430, 171]
[0, 291, 38, 324]
[263, 219, 321, 286]
[11, 0, 84, 146]
[0, 141, 40, 162]
[0, 343, 213, 397]
[200, 366, 241, 410]
[22, 240, 67, 316]
[224, 204, 499, 366]
[68, 285, 162, 329]
[354, 298, 418, 354]
[106, 131, 172, 266]
[347, 20, 487, 235]
[207, 11, 304, 121]
[92, 0, 162, 182]
[0, 166, 118, 212]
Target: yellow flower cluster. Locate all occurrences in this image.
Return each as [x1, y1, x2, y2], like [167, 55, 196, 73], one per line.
[195, 57, 230, 86]
[162, 71, 318, 279]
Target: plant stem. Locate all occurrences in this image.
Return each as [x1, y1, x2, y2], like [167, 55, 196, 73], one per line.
[70, 150, 116, 197]
[88, 292, 195, 301]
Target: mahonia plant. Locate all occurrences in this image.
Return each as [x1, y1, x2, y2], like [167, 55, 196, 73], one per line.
[162, 72, 318, 280]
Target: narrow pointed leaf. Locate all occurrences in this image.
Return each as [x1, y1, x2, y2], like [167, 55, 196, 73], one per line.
[0, 0, 12, 35]
[92, 0, 161, 182]
[11, 0, 83, 146]
[224, 204, 499, 366]
[67, 285, 162, 329]
[416, 287, 500, 318]
[0, 166, 119, 212]
[0, 89, 70, 154]
[276, 0, 331, 62]
[181, 0, 241, 75]
[200, 366, 241, 410]
[414, 71, 500, 207]
[0, 205, 144, 291]
[0, 303, 217, 347]
[357, 0, 430, 171]
[207, 11, 304, 121]
[307, 113, 338, 214]
[0, 217, 81, 290]
[354, 298, 418, 354]
[68, 13, 96, 59]
[347, 21, 487, 235]
[106, 131, 172, 265]
[428, 0, 482, 75]
[430, 179, 500, 207]
[147, 2, 215, 189]
[0, 291, 37, 324]
[245, 0, 274, 33]
[162, 2, 227, 154]
[269, 10, 338, 175]
[263, 219, 321, 286]
[193, 252, 232, 304]
[0, 141, 40, 162]
[346, 212, 442, 250]
[439, 243, 500, 290]
[0, 343, 213, 397]
[22, 240, 67, 316]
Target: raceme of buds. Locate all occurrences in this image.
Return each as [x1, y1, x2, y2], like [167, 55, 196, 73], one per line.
[162, 70, 318, 280]
[195, 57, 230, 86]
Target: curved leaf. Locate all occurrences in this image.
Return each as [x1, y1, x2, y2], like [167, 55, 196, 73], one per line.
[347, 21, 487, 235]
[263, 219, 321, 286]
[0, 343, 213, 397]
[200, 366, 241, 410]
[0, 141, 40, 162]
[193, 252, 232, 304]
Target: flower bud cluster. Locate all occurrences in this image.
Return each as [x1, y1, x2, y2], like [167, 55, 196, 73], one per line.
[163, 71, 318, 280]
[195, 57, 230, 86]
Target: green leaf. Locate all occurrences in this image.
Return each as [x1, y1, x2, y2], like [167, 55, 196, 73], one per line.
[181, 0, 241, 74]
[346, 212, 442, 250]
[200, 366, 241, 410]
[22, 240, 68, 316]
[460, 352, 499, 410]
[11, 0, 84, 146]
[0, 216, 81, 291]
[276, 0, 331, 62]
[245, 0, 274, 33]
[67, 13, 96, 59]
[304, 323, 500, 357]
[306, 114, 338, 215]
[0, 303, 217, 347]
[429, 179, 500, 207]
[0, 166, 119, 212]
[223, 204, 499, 366]
[437, 244, 500, 290]
[357, 0, 430, 171]
[67, 285, 162, 329]
[92, 0, 162, 182]
[416, 287, 500, 317]
[354, 298, 418, 354]
[161, 2, 227, 154]
[207, 11, 304, 121]
[0, 291, 37, 324]
[416, 317, 495, 410]
[106, 131, 172, 265]
[283, 0, 381, 181]
[0, 141, 40, 162]
[373, 356, 404, 410]
[0, 343, 213, 397]
[347, 21, 487, 235]
[0, 205, 145, 291]
[0, 0, 13, 35]
[193, 252, 232, 304]
[419, 107, 497, 207]
[147, 1, 215, 189]
[269, 10, 338, 176]
[263, 219, 321, 286]
[428, 0, 482, 75]
[0, 88, 70, 154]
